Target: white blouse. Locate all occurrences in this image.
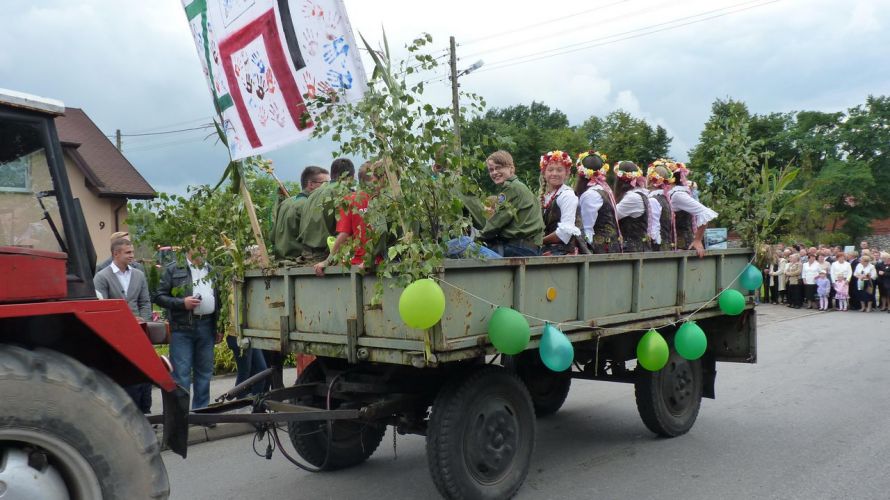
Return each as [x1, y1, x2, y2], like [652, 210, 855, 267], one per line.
[616, 187, 659, 243]
[579, 186, 606, 241]
[668, 185, 718, 229]
[854, 263, 877, 280]
[544, 184, 581, 244]
[801, 261, 821, 285]
[830, 261, 852, 282]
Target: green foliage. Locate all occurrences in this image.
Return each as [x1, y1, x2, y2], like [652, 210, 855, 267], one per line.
[689, 98, 805, 252]
[581, 111, 672, 165]
[307, 32, 486, 292]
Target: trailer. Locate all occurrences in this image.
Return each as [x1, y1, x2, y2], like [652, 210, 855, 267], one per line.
[232, 249, 756, 499]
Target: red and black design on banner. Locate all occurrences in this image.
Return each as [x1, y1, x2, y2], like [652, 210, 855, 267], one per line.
[219, 8, 312, 149]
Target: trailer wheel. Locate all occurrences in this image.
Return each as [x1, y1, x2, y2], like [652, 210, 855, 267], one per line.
[634, 349, 702, 437]
[504, 351, 571, 417]
[0, 345, 169, 499]
[427, 366, 535, 500]
[287, 360, 385, 470]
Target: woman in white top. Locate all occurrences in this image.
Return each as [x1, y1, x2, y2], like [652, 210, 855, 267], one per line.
[853, 254, 878, 312]
[539, 150, 583, 255]
[668, 162, 718, 258]
[575, 151, 622, 253]
[614, 161, 659, 253]
[771, 249, 789, 304]
[801, 257, 822, 309]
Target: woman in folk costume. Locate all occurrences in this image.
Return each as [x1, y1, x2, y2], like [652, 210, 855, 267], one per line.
[539, 150, 586, 255]
[575, 151, 622, 253]
[647, 159, 677, 251]
[614, 161, 658, 253]
[667, 162, 718, 258]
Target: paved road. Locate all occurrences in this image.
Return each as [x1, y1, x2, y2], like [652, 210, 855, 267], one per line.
[163, 305, 890, 499]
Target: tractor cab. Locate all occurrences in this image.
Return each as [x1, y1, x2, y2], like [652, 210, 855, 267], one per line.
[0, 89, 97, 302]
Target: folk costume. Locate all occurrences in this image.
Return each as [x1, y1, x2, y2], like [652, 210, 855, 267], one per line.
[539, 150, 585, 256]
[647, 160, 678, 251]
[576, 151, 622, 254]
[614, 162, 653, 253]
[667, 162, 718, 251]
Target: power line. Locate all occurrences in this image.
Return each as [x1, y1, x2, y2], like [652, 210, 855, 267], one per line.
[459, 0, 630, 46]
[428, 0, 779, 84]
[106, 123, 215, 138]
[459, 0, 672, 62]
[129, 115, 214, 134]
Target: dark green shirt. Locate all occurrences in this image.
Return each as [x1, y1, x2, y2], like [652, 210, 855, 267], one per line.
[480, 176, 544, 245]
[271, 192, 308, 259]
[298, 182, 340, 253]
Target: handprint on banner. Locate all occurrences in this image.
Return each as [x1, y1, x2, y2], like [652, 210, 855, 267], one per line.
[301, 0, 324, 18]
[265, 68, 277, 95]
[257, 105, 269, 127]
[300, 28, 320, 57]
[326, 68, 353, 90]
[250, 51, 267, 74]
[254, 74, 266, 100]
[323, 36, 349, 65]
[322, 10, 344, 34]
[269, 102, 287, 127]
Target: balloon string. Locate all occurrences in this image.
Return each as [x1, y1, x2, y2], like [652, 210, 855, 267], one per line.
[432, 254, 756, 335]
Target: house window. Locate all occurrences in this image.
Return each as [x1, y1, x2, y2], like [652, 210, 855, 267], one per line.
[0, 154, 32, 193]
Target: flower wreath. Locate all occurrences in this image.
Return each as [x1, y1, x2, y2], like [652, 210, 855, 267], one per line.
[647, 158, 676, 186]
[539, 150, 574, 170]
[575, 150, 609, 180]
[614, 162, 644, 183]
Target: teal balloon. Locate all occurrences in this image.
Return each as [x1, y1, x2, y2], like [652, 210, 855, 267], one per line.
[637, 329, 669, 371]
[539, 323, 574, 372]
[718, 289, 746, 316]
[739, 264, 763, 291]
[398, 279, 446, 329]
[675, 321, 707, 360]
[487, 307, 530, 355]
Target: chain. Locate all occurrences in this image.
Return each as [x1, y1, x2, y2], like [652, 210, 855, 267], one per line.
[392, 428, 398, 460]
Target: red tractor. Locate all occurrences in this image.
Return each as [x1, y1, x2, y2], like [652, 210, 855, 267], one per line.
[0, 90, 188, 498]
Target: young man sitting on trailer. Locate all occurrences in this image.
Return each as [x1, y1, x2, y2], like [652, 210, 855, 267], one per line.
[478, 150, 545, 257]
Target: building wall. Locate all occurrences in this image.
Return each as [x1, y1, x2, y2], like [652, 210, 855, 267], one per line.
[63, 154, 128, 262]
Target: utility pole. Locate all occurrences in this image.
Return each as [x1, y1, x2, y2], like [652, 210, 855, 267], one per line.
[449, 36, 461, 149]
[115, 129, 122, 151]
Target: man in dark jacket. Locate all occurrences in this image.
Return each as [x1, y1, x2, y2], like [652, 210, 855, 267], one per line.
[153, 246, 221, 410]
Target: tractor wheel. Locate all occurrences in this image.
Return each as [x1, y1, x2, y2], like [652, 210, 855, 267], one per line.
[427, 366, 535, 499]
[287, 360, 385, 470]
[0, 345, 169, 499]
[634, 349, 703, 437]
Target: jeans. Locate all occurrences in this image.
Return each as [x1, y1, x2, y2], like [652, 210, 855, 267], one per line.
[124, 383, 152, 414]
[500, 243, 540, 257]
[445, 236, 502, 258]
[170, 316, 215, 409]
[226, 335, 269, 395]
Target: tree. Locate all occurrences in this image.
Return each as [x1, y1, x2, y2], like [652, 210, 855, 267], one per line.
[580, 110, 671, 165]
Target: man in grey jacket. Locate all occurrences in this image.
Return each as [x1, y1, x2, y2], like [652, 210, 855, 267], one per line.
[94, 237, 153, 412]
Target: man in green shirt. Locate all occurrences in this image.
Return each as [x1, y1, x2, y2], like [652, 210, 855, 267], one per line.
[298, 158, 356, 262]
[479, 150, 544, 257]
[271, 166, 330, 260]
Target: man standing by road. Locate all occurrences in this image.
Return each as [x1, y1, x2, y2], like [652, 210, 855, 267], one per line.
[154, 246, 221, 411]
[271, 166, 330, 260]
[97, 231, 144, 272]
[94, 237, 153, 412]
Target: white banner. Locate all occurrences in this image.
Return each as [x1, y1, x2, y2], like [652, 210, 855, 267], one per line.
[182, 0, 367, 160]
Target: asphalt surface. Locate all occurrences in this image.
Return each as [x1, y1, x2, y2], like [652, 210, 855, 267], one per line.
[162, 305, 890, 499]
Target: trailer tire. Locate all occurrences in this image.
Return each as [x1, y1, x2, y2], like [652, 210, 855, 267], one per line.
[634, 349, 702, 437]
[427, 366, 535, 500]
[504, 351, 571, 417]
[287, 360, 385, 470]
[0, 345, 169, 499]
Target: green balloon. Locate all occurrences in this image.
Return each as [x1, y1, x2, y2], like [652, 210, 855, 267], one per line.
[739, 264, 763, 291]
[539, 323, 574, 372]
[398, 279, 446, 330]
[718, 289, 746, 316]
[675, 321, 707, 360]
[637, 329, 669, 371]
[487, 307, 530, 355]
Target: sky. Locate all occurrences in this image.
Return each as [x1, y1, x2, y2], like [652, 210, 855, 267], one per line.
[2, 0, 889, 195]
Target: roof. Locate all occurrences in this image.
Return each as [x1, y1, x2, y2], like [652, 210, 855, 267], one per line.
[54, 107, 155, 199]
[0, 88, 64, 115]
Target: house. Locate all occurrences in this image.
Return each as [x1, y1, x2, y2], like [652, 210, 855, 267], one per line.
[54, 108, 155, 262]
